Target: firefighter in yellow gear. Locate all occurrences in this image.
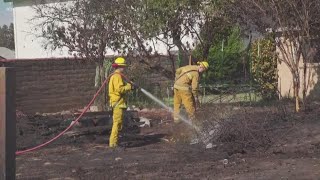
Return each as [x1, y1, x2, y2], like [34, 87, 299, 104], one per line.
[108, 57, 134, 148]
[173, 61, 209, 125]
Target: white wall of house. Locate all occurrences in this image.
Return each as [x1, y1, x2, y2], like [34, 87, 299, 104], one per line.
[13, 0, 70, 58]
[12, 0, 197, 59]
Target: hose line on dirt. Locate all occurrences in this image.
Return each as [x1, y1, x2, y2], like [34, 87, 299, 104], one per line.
[16, 72, 131, 156]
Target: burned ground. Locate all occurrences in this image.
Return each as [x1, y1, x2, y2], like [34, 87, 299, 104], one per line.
[16, 102, 320, 179]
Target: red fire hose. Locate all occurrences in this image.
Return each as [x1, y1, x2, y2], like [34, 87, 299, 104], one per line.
[16, 72, 131, 155]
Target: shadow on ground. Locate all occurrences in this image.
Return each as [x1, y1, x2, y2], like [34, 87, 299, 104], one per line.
[121, 133, 167, 148]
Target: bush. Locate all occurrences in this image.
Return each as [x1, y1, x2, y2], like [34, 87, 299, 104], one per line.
[193, 27, 245, 84]
[250, 36, 278, 100]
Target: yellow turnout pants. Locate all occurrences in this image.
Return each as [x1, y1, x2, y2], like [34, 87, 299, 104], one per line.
[109, 108, 124, 147]
[173, 89, 196, 123]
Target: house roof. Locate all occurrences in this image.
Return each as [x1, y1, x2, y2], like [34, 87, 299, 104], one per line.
[0, 47, 15, 59]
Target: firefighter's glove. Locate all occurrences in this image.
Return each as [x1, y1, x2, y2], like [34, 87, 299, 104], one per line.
[130, 81, 139, 90]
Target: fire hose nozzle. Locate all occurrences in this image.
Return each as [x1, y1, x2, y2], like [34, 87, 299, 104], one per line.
[130, 81, 140, 90]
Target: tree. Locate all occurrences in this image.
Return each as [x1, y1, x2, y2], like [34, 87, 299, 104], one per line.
[31, 0, 230, 110]
[32, 0, 226, 79]
[192, 0, 232, 60]
[32, 0, 191, 109]
[125, 0, 240, 83]
[226, 0, 320, 112]
[193, 26, 244, 83]
[120, 0, 204, 76]
[32, 0, 134, 110]
[112, 0, 181, 79]
[209, 27, 244, 82]
[0, 23, 15, 50]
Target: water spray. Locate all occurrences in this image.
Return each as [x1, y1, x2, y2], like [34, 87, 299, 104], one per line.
[140, 88, 193, 128]
[138, 88, 215, 145]
[128, 81, 212, 147]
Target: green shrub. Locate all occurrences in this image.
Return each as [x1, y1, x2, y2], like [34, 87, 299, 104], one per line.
[193, 26, 245, 84]
[250, 37, 278, 99]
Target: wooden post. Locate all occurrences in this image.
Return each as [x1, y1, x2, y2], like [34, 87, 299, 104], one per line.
[0, 67, 16, 180]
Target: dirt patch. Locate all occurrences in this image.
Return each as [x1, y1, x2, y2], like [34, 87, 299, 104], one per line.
[16, 103, 320, 179]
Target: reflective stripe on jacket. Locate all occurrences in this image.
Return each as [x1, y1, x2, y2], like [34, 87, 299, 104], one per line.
[173, 65, 199, 97]
[108, 69, 132, 108]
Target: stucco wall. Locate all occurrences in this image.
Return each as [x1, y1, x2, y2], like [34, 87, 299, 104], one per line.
[277, 50, 320, 99]
[12, 0, 71, 58]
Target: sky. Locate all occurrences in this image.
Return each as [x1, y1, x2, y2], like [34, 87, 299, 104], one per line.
[0, 1, 13, 26]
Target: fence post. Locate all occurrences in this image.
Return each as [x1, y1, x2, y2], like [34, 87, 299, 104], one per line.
[166, 86, 170, 106]
[203, 86, 206, 104]
[0, 67, 16, 180]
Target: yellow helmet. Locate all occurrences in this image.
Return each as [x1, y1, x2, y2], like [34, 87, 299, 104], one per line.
[113, 57, 127, 67]
[197, 61, 209, 69]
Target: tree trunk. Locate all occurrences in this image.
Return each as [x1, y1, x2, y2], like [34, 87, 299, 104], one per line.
[170, 56, 176, 78]
[94, 62, 106, 111]
[302, 62, 307, 111]
[104, 60, 112, 110]
[293, 75, 300, 112]
[295, 92, 300, 112]
[94, 59, 112, 112]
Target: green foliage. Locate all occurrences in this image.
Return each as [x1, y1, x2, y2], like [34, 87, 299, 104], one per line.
[140, 0, 201, 36]
[194, 26, 244, 83]
[0, 23, 14, 50]
[34, 0, 134, 61]
[250, 36, 278, 100]
[134, 0, 203, 56]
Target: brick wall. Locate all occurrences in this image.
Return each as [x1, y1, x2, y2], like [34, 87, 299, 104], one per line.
[0, 56, 177, 114]
[128, 55, 176, 98]
[1, 58, 97, 114]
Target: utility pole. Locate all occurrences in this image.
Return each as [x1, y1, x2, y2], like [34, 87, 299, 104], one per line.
[0, 67, 16, 180]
